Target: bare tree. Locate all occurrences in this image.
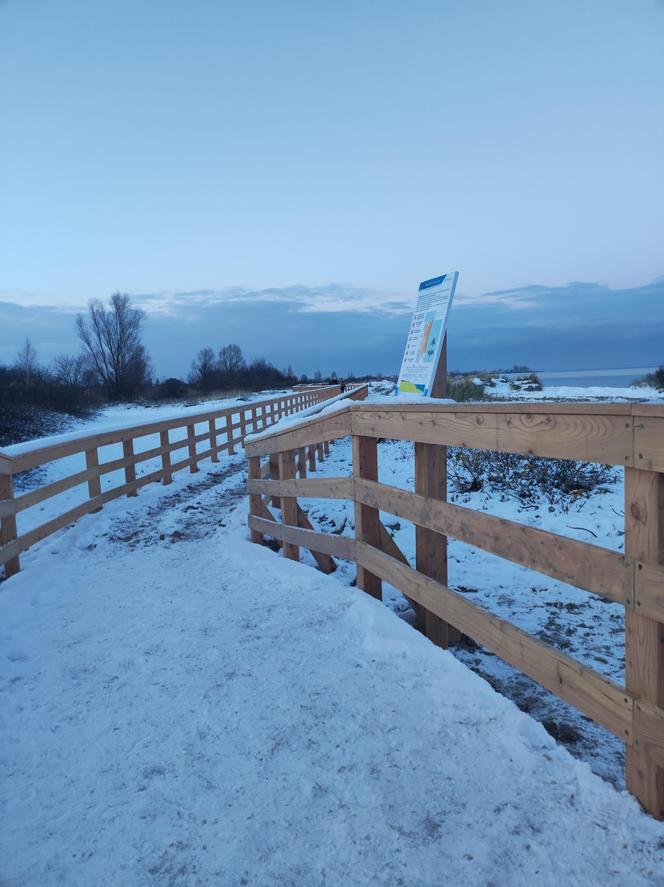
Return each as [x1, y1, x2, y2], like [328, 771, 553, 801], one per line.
[189, 347, 217, 390]
[218, 344, 246, 378]
[15, 338, 38, 384]
[52, 354, 86, 387]
[76, 293, 151, 397]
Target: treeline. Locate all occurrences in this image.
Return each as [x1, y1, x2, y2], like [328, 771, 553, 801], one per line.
[0, 292, 320, 444]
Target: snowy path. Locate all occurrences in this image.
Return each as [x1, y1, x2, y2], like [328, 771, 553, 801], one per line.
[2, 455, 664, 885]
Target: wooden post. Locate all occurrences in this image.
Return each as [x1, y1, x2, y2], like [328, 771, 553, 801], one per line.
[160, 430, 172, 484]
[85, 447, 102, 512]
[269, 453, 281, 508]
[415, 441, 460, 647]
[316, 442, 324, 462]
[0, 472, 20, 577]
[122, 438, 138, 496]
[209, 419, 219, 462]
[226, 414, 235, 455]
[248, 456, 263, 543]
[239, 410, 247, 441]
[324, 440, 330, 456]
[298, 447, 307, 478]
[187, 424, 199, 473]
[626, 467, 664, 818]
[251, 407, 258, 433]
[278, 450, 299, 561]
[308, 444, 316, 472]
[429, 334, 448, 399]
[352, 435, 382, 599]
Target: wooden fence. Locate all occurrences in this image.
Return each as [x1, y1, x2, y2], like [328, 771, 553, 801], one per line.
[245, 399, 664, 818]
[0, 385, 359, 578]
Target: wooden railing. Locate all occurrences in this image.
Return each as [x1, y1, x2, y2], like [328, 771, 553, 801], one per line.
[245, 400, 664, 818]
[0, 385, 350, 578]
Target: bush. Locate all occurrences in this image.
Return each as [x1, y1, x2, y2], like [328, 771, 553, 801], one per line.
[634, 365, 664, 391]
[447, 447, 616, 508]
[447, 377, 486, 401]
[509, 373, 543, 392]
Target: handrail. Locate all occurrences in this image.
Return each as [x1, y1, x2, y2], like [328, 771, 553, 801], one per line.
[244, 398, 664, 818]
[0, 385, 352, 578]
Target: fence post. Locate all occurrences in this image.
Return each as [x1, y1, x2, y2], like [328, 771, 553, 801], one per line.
[316, 442, 324, 462]
[187, 424, 199, 473]
[324, 440, 330, 456]
[298, 448, 307, 478]
[352, 435, 382, 599]
[248, 456, 263, 543]
[268, 454, 281, 509]
[308, 444, 316, 472]
[160, 430, 172, 484]
[85, 447, 102, 512]
[209, 419, 219, 462]
[626, 466, 664, 818]
[278, 450, 299, 561]
[251, 407, 258, 432]
[239, 410, 247, 441]
[122, 439, 138, 496]
[226, 414, 235, 455]
[415, 442, 460, 646]
[0, 471, 20, 577]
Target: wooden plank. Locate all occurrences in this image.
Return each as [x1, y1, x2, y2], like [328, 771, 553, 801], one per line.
[635, 561, 664, 623]
[633, 700, 664, 771]
[268, 454, 281, 508]
[278, 450, 299, 561]
[14, 468, 96, 513]
[0, 474, 19, 576]
[209, 419, 219, 463]
[351, 435, 381, 600]
[160, 430, 172, 484]
[415, 441, 460, 648]
[354, 478, 630, 606]
[634, 416, 664, 473]
[0, 499, 15, 519]
[247, 476, 354, 500]
[85, 449, 102, 513]
[350, 409, 633, 466]
[298, 448, 307, 479]
[316, 442, 324, 461]
[297, 505, 336, 573]
[248, 455, 263, 544]
[625, 467, 664, 818]
[324, 440, 330, 456]
[356, 541, 633, 741]
[244, 409, 352, 457]
[249, 515, 355, 561]
[122, 439, 138, 497]
[187, 424, 199, 473]
[308, 445, 316, 473]
[226, 414, 235, 455]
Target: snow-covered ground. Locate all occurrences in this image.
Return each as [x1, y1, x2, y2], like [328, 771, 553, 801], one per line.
[2, 383, 664, 884]
[484, 376, 664, 402]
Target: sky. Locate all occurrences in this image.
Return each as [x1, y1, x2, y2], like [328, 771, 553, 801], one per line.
[1, 0, 663, 377]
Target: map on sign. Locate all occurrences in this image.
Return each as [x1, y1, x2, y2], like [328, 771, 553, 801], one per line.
[397, 272, 458, 396]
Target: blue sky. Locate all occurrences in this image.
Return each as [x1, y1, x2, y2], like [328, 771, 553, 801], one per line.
[1, 0, 662, 376]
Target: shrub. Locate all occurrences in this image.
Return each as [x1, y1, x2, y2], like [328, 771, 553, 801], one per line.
[447, 377, 486, 402]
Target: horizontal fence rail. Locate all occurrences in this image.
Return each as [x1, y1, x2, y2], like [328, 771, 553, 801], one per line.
[0, 385, 365, 577]
[245, 400, 664, 818]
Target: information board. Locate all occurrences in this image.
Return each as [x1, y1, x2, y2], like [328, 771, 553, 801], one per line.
[397, 272, 458, 396]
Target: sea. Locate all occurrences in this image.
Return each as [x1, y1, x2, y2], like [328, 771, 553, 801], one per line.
[505, 367, 656, 389]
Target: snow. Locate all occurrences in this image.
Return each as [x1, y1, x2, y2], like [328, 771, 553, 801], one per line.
[487, 377, 664, 402]
[3, 384, 664, 883]
[2, 455, 664, 885]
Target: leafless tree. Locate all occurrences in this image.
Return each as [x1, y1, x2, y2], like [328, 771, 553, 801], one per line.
[52, 354, 86, 387]
[189, 347, 217, 390]
[15, 338, 38, 384]
[218, 344, 245, 377]
[76, 293, 151, 397]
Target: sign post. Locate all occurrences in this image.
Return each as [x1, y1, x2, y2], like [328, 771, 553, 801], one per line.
[397, 272, 458, 397]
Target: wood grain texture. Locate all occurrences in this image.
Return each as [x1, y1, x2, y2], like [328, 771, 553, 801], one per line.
[354, 478, 630, 606]
[249, 515, 355, 561]
[0, 474, 19, 576]
[247, 477, 354, 501]
[625, 467, 664, 818]
[278, 450, 299, 561]
[351, 435, 381, 600]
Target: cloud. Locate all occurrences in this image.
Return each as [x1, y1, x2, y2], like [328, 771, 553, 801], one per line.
[0, 278, 662, 377]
